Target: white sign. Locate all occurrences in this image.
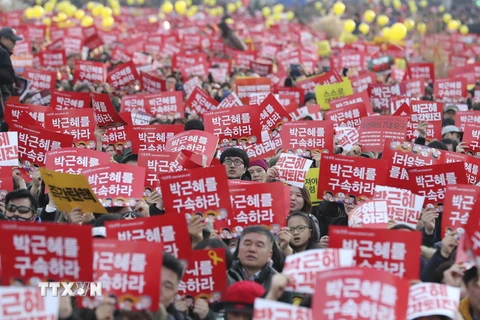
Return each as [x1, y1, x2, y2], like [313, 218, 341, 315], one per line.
[0, 286, 59, 319]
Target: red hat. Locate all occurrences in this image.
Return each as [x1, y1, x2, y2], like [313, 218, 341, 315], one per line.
[218, 281, 265, 315]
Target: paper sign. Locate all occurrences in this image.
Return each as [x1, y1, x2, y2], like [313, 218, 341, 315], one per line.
[4, 102, 51, 128]
[347, 200, 390, 228]
[45, 148, 111, 174]
[165, 130, 218, 166]
[315, 78, 354, 111]
[0, 221, 93, 285]
[107, 60, 139, 89]
[407, 100, 443, 141]
[0, 132, 18, 166]
[305, 168, 321, 205]
[358, 116, 408, 152]
[138, 151, 179, 192]
[74, 60, 107, 84]
[130, 125, 184, 153]
[235, 77, 272, 105]
[462, 123, 480, 156]
[330, 226, 422, 280]
[276, 153, 313, 188]
[441, 185, 480, 233]
[185, 87, 219, 115]
[334, 127, 359, 152]
[324, 103, 367, 128]
[40, 168, 107, 214]
[258, 94, 291, 140]
[280, 121, 334, 155]
[92, 93, 128, 127]
[217, 91, 243, 109]
[0, 286, 59, 319]
[434, 77, 467, 102]
[456, 111, 480, 131]
[44, 108, 96, 148]
[140, 71, 165, 93]
[407, 62, 435, 82]
[253, 298, 312, 320]
[329, 91, 374, 116]
[23, 67, 56, 92]
[50, 91, 91, 110]
[283, 249, 354, 294]
[296, 70, 342, 95]
[407, 283, 460, 320]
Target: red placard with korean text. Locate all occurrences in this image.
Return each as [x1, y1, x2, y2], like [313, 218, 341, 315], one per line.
[130, 125, 184, 153]
[91, 239, 161, 311]
[464, 201, 480, 266]
[258, 94, 291, 140]
[0, 132, 18, 166]
[367, 83, 404, 112]
[74, 60, 107, 84]
[253, 299, 312, 320]
[347, 200, 390, 228]
[140, 72, 165, 93]
[407, 100, 444, 141]
[402, 79, 425, 98]
[235, 77, 272, 104]
[357, 116, 408, 152]
[407, 62, 435, 82]
[325, 103, 367, 128]
[456, 111, 480, 131]
[37, 49, 66, 68]
[145, 92, 184, 120]
[217, 92, 243, 109]
[280, 120, 334, 156]
[0, 166, 14, 193]
[296, 70, 343, 95]
[177, 248, 228, 301]
[138, 151, 178, 192]
[185, 87, 219, 115]
[45, 148, 111, 174]
[107, 60, 139, 89]
[442, 185, 480, 233]
[101, 126, 131, 151]
[92, 93, 128, 127]
[329, 91, 374, 116]
[330, 52, 366, 71]
[274, 86, 304, 106]
[159, 166, 231, 218]
[50, 91, 91, 110]
[443, 151, 480, 185]
[44, 108, 96, 148]
[12, 122, 73, 166]
[24, 67, 56, 92]
[0, 286, 60, 319]
[165, 130, 219, 166]
[313, 267, 409, 320]
[4, 102, 51, 128]
[228, 182, 289, 234]
[408, 283, 461, 320]
[82, 164, 146, 207]
[434, 77, 467, 102]
[350, 71, 377, 93]
[462, 123, 480, 155]
[283, 249, 355, 294]
[105, 215, 191, 260]
[0, 222, 93, 285]
[317, 154, 388, 205]
[334, 127, 359, 152]
[329, 226, 422, 280]
[407, 162, 467, 207]
[276, 153, 313, 188]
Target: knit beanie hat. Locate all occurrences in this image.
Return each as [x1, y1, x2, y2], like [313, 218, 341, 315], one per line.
[220, 148, 250, 167]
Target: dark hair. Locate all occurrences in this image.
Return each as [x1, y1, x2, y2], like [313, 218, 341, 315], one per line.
[463, 266, 478, 286]
[163, 253, 184, 281]
[441, 138, 458, 151]
[442, 118, 455, 127]
[390, 224, 415, 231]
[185, 119, 205, 131]
[431, 261, 454, 284]
[5, 189, 38, 213]
[194, 238, 233, 269]
[290, 185, 312, 214]
[121, 153, 138, 164]
[287, 212, 320, 251]
[427, 141, 449, 151]
[149, 118, 170, 125]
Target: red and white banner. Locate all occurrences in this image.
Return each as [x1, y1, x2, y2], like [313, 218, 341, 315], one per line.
[45, 148, 111, 175]
[0, 286, 59, 319]
[442, 185, 480, 233]
[408, 283, 461, 320]
[50, 91, 91, 110]
[165, 130, 219, 166]
[358, 116, 408, 152]
[280, 120, 334, 155]
[74, 60, 107, 84]
[129, 125, 184, 153]
[276, 153, 313, 188]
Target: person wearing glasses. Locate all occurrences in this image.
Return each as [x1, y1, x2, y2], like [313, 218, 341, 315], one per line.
[220, 148, 250, 180]
[3, 189, 39, 222]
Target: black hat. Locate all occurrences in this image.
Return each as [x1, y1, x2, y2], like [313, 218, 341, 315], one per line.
[0, 28, 22, 42]
[304, 92, 316, 104]
[220, 148, 249, 168]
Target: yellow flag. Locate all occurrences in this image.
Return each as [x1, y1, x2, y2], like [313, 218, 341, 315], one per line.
[316, 40, 331, 57]
[315, 78, 353, 111]
[304, 168, 321, 206]
[40, 168, 108, 214]
[394, 58, 407, 70]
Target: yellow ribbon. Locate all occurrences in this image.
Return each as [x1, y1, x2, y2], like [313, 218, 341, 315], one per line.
[208, 250, 224, 266]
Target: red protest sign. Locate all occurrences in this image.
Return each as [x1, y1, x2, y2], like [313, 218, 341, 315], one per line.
[330, 51, 366, 71]
[347, 200, 390, 228]
[407, 62, 435, 82]
[443, 151, 480, 185]
[390, 96, 418, 115]
[105, 215, 191, 260]
[92, 239, 161, 311]
[12, 122, 73, 166]
[313, 267, 409, 320]
[407, 100, 444, 141]
[0, 222, 93, 285]
[83, 164, 146, 207]
[408, 283, 461, 320]
[407, 162, 467, 207]
[140, 72, 165, 93]
[0, 286, 60, 319]
[357, 116, 408, 152]
[258, 94, 291, 138]
[144, 92, 184, 120]
[367, 83, 404, 112]
[325, 103, 367, 128]
[235, 77, 272, 104]
[434, 77, 467, 102]
[50, 91, 91, 110]
[0, 166, 14, 193]
[283, 249, 355, 294]
[442, 185, 480, 233]
[456, 111, 480, 131]
[101, 126, 131, 151]
[462, 123, 480, 155]
[234, 50, 258, 70]
[250, 60, 273, 76]
[329, 91, 374, 116]
[0, 132, 18, 166]
[24, 67, 56, 92]
[253, 299, 312, 320]
[138, 151, 178, 192]
[45, 148, 111, 174]
[318, 154, 388, 206]
[185, 87, 219, 115]
[228, 182, 289, 233]
[44, 108, 96, 148]
[107, 60, 139, 89]
[159, 166, 231, 218]
[334, 127, 359, 152]
[402, 79, 425, 98]
[37, 49, 66, 68]
[280, 120, 334, 156]
[165, 130, 219, 166]
[92, 93, 128, 127]
[129, 125, 184, 153]
[74, 60, 107, 84]
[329, 226, 422, 280]
[296, 70, 342, 95]
[350, 71, 377, 93]
[178, 248, 228, 301]
[4, 102, 51, 128]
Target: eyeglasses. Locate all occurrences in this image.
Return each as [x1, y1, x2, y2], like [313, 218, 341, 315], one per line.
[223, 159, 244, 167]
[6, 204, 33, 215]
[122, 212, 137, 219]
[288, 225, 310, 233]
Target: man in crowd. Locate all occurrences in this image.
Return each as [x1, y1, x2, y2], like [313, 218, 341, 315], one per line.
[0, 27, 21, 125]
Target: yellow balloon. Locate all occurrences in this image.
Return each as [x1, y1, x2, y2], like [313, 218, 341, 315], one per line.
[404, 18, 415, 31]
[102, 16, 114, 27]
[44, 1, 55, 12]
[273, 4, 284, 13]
[377, 14, 389, 26]
[162, 1, 173, 13]
[227, 3, 236, 13]
[419, 0, 427, 8]
[101, 6, 113, 18]
[409, 4, 417, 13]
[42, 17, 51, 25]
[358, 22, 370, 34]
[126, 0, 134, 5]
[315, 2, 322, 10]
[438, 5, 445, 13]
[175, 1, 187, 15]
[81, 15, 94, 27]
[113, 7, 120, 15]
[344, 19, 356, 33]
[417, 22, 427, 34]
[390, 22, 407, 41]
[25, 8, 35, 19]
[448, 19, 460, 31]
[393, 0, 401, 10]
[92, 5, 102, 16]
[64, 4, 77, 17]
[332, 1, 345, 15]
[460, 25, 469, 35]
[36, 0, 43, 4]
[382, 27, 391, 39]
[32, 5, 45, 18]
[443, 13, 452, 23]
[236, 1, 242, 8]
[286, 11, 295, 21]
[217, 6, 224, 15]
[262, 7, 271, 17]
[363, 9, 375, 23]
[56, 12, 68, 21]
[75, 9, 85, 20]
[148, 16, 157, 23]
[187, 5, 197, 16]
[273, 11, 282, 21]
[86, 1, 96, 10]
[138, 0, 146, 4]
